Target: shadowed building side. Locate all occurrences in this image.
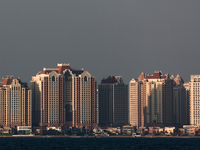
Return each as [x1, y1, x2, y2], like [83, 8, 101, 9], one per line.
[172, 74, 188, 126]
[183, 82, 190, 125]
[99, 76, 128, 127]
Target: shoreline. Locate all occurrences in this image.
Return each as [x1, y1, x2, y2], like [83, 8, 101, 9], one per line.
[1, 135, 200, 138]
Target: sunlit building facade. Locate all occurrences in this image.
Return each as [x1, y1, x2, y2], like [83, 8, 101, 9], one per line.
[190, 75, 200, 126]
[0, 76, 32, 127]
[31, 63, 98, 127]
[129, 71, 174, 127]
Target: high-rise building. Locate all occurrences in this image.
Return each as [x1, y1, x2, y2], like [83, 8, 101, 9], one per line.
[171, 74, 188, 126]
[189, 75, 200, 126]
[0, 76, 32, 127]
[96, 89, 99, 125]
[98, 76, 128, 126]
[129, 71, 174, 127]
[183, 81, 190, 124]
[129, 78, 140, 127]
[31, 63, 98, 127]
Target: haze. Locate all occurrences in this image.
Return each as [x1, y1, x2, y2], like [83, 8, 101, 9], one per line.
[1, 0, 200, 84]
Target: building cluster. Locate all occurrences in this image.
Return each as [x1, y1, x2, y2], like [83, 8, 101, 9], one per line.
[0, 63, 200, 136]
[129, 71, 189, 128]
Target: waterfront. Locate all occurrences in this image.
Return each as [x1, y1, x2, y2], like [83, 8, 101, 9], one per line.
[0, 137, 200, 149]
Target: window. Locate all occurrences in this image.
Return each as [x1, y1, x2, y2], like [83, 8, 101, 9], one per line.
[84, 76, 87, 81]
[52, 76, 55, 81]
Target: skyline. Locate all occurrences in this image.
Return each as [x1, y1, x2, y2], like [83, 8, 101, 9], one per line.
[1, 1, 200, 84]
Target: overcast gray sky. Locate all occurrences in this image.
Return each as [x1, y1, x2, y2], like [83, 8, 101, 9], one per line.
[0, 0, 200, 84]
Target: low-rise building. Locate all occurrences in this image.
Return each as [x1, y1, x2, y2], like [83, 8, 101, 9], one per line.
[164, 127, 175, 135]
[179, 125, 200, 136]
[0, 126, 11, 134]
[17, 126, 32, 135]
[93, 127, 103, 134]
[178, 128, 186, 135]
[46, 126, 61, 132]
[106, 127, 121, 135]
[137, 127, 147, 134]
[185, 128, 196, 136]
[148, 127, 164, 134]
[122, 125, 136, 135]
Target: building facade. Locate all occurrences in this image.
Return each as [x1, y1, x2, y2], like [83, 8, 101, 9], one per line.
[190, 75, 200, 126]
[171, 74, 188, 126]
[0, 76, 32, 127]
[184, 81, 190, 124]
[129, 78, 140, 127]
[130, 71, 189, 128]
[129, 71, 174, 128]
[31, 63, 98, 127]
[98, 76, 128, 126]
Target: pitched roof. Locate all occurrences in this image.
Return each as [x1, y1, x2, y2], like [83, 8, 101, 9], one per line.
[41, 69, 58, 74]
[174, 74, 184, 86]
[40, 64, 73, 75]
[0, 78, 13, 86]
[0, 78, 22, 87]
[138, 71, 146, 80]
[146, 71, 167, 79]
[56, 65, 72, 74]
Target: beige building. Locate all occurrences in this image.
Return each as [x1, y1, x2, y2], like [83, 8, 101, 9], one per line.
[190, 75, 200, 126]
[129, 78, 140, 127]
[129, 71, 174, 128]
[31, 68, 60, 126]
[98, 76, 128, 126]
[0, 76, 32, 127]
[31, 63, 98, 127]
[130, 72, 189, 128]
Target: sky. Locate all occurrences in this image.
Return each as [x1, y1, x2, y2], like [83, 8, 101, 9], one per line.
[0, 0, 200, 85]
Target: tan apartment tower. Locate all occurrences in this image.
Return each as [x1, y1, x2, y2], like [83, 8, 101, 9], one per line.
[98, 76, 128, 126]
[129, 71, 174, 128]
[31, 63, 98, 127]
[0, 76, 32, 127]
[189, 75, 200, 126]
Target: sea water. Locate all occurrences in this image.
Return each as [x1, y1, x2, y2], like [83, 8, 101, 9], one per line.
[0, 137, 199, 150]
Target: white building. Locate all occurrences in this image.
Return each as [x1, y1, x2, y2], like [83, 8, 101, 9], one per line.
[190, 75, 200, 126]
[17, 126, 32, 135]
